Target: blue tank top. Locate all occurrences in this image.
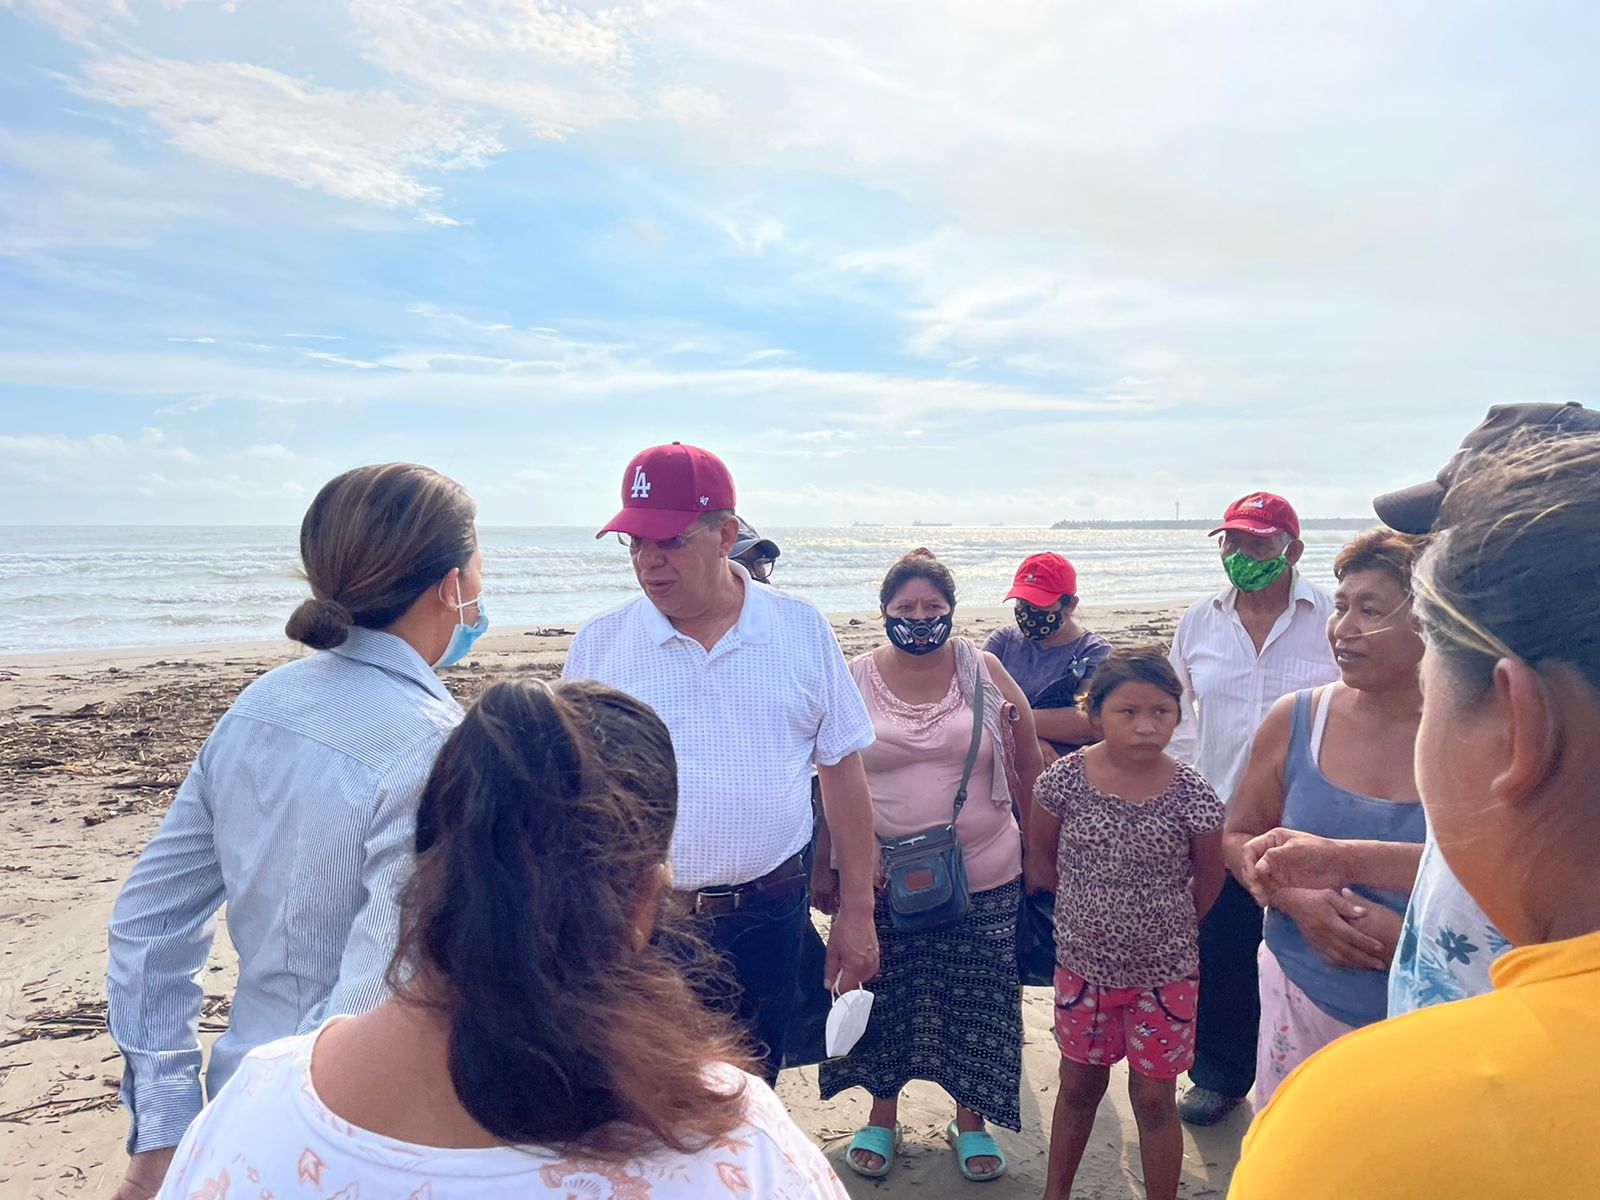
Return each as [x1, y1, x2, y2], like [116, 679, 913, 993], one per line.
[1263, 688, 1427, 1028]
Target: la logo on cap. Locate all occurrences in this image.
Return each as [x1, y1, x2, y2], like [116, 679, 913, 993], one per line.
[630, 466, 652, 500]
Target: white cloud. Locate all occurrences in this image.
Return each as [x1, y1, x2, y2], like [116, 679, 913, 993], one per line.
[348, 0, 638, 138]
[75, 55, 504, 220]
[241, 442, 295, 460]
[0, 125, 208, 258]
[154, 394, 215, 414]
[1, 0, 130, 44]
[303, 349, 386, 369]
[0, 427, 326, 518]
[407, 302, 511, 335]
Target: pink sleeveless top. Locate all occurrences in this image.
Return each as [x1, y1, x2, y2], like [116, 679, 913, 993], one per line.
[850, 642, 1022, 893]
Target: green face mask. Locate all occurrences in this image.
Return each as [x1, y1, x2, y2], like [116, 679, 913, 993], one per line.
[1223, 550, 1289, 593]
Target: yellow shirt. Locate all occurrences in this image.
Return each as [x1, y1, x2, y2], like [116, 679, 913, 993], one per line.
[1230, 928, 1600, 1199]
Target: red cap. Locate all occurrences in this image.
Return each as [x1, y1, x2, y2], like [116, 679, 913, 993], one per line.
[596, 442, 737, 541]
[1209, 492, 1300, 540]
[1005, 553, 1078, 606]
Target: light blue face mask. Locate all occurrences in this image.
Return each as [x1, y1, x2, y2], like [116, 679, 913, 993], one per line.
[433, 581, 488, 669]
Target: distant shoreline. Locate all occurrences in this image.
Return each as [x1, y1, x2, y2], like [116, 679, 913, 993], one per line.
[1050, 517, 1376, 530]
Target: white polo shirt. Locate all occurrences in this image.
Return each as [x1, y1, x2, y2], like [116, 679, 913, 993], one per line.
[1166, 569, 1338, 805]
[562, 563, 875, 891]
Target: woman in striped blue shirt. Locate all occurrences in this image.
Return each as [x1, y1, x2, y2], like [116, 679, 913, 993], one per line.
[107, 462, 486, 1200]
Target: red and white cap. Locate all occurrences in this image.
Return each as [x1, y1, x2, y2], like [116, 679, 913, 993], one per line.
[1208, 492, 1300, 540]
[596, 442, 737, 541]
[1004, 553, 1078, 606]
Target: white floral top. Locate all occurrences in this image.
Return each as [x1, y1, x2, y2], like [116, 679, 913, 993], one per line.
[1387, 829, 1512, 1014]
[156, 1026, 848, 1200]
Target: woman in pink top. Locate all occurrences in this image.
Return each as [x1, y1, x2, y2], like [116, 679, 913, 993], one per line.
[818, 549, 1043, 1183]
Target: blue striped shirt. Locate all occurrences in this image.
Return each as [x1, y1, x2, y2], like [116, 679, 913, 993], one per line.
[106, 627, 462, 1153]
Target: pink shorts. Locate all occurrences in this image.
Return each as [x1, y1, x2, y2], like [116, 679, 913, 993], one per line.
[1052, 965, 1199, 1080]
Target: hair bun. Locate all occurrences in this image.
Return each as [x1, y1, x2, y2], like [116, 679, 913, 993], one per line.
[286, 596, 353, 650]
[907, 546, 937, 560]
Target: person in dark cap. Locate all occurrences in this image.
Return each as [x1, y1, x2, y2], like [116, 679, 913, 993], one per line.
[1243, 402, 1600, 1015]
[730, 519, 781, 584]
[1374, 401, 1600, 534]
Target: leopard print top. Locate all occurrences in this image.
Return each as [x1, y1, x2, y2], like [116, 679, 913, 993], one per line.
[1036, 750, 1224, 988]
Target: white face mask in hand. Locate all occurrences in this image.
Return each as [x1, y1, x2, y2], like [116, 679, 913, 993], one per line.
[825, 974, 875, 1059]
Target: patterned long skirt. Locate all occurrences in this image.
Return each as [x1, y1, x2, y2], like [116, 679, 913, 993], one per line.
[819, 879, 1022, 1130]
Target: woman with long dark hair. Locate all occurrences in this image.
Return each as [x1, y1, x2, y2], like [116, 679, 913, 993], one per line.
[153, 679, 847, 1198]
[108, 464, 485, 1199]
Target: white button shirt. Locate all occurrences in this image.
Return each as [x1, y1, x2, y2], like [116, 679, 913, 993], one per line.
[562, 563, 875, 891]
[1166, 569, 1338, 805]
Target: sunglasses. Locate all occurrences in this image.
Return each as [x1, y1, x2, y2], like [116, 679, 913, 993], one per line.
[616, 526, 705, 554]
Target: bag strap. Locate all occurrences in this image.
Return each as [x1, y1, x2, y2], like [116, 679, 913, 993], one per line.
[951, 654, 986, 821]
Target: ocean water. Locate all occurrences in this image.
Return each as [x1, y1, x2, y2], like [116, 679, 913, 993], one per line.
[0, 524, 1376, 654]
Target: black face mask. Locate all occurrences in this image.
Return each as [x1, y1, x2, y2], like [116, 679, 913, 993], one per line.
[885, 613, 952, 656]
[1014, 600, 1064, 642]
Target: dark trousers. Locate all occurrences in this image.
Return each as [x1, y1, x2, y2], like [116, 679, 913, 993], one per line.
[1190, 873, 1264, 1098]
[695, 885, 810, 1084]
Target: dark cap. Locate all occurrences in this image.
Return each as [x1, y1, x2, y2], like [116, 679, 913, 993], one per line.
[1374, 402, 1600, 534]
[730, 518, 780, 563]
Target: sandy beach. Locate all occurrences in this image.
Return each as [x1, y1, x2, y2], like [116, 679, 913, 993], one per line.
[0, 601, 1248, 1200]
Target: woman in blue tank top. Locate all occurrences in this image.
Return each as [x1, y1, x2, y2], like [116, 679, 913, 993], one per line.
[1222, 530, 1430, 1108]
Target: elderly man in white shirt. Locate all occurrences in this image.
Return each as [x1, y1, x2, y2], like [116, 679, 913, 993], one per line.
[1165, 492, 1338, 1126]
[562, 442, 879, 1081]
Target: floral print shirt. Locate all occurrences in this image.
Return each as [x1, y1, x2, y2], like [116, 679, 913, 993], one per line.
[1388, 830, 1512, 1014]
[156, 1026, 848, 1200]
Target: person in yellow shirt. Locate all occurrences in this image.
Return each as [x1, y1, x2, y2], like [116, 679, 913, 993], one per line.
[1230, 432, 1600, 1199]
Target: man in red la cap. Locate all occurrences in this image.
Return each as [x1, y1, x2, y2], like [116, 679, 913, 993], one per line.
[983, 553, 1114, 763]
[1165, 493, 1338, 1126]
[562, 443, 881, 1081]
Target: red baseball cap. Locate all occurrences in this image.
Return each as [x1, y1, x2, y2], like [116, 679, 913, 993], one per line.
[596, 442, 737, 541]
[1005, 553, 1078, 606]
[1209, 492, 1300, 540]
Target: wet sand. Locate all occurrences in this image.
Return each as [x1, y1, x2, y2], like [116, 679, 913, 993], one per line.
[0, 601, 1248, 1199]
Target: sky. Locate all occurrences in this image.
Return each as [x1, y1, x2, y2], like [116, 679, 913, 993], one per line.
[1, 0, 1596, 527]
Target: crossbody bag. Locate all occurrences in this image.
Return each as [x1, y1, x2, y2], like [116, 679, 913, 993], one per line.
[878, 657, 985, 932]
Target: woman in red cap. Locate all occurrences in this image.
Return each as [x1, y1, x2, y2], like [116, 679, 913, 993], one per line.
[983, 553, 1114, 763]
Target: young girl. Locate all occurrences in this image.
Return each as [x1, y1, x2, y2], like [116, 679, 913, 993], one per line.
[1028, 647, 1226, 1200]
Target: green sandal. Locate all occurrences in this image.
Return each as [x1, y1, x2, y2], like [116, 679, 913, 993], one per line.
[844, 1124, 901, 1179]
[945, 1119, 1006, 1182]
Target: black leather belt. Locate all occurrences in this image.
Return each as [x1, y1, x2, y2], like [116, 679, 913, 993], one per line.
[679, 850, 807, 917]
